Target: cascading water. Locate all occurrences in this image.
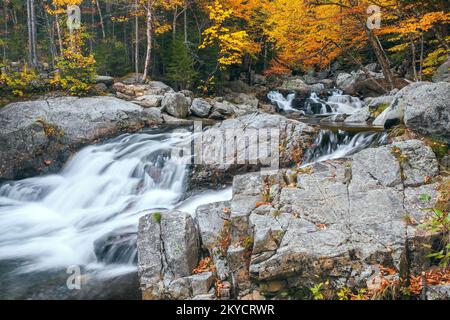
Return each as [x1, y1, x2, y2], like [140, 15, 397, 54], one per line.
[268, 90, 364, 115]
[303, 130, 388, 164]
[0, 128, 232, 299]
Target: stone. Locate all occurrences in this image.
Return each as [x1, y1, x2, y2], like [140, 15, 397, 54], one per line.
[188, 272, 215, 296]
[211, 100, 237, 117]
[137, 210, 200, 299]
[344, 107, 371, 124]
[0, 97, 163, 181]
[403, 82, 450, 143]
[190, 98, 213, 118]
[196, 201, 231, 250]
[94, 227, 137, 264]
[95, 75, 114, 86]
[161, 92, 190, 119]
[432, 56, 450, 83]
[132, 95, 163, 108]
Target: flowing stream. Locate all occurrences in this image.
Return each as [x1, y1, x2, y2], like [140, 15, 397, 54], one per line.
[0, 127, 232, 299]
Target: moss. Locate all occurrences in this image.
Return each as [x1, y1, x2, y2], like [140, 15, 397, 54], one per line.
[153, 212, 162, 224]
[370, 103, 390, 118]
[36, 118, 65, 139]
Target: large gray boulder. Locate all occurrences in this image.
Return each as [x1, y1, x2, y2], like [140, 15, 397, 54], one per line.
[336, 70, 385, 96]
[161, 92, 190, 119]
[137, 210, 202, 300]
[403, 82, 450, 143]
[0, 96, 163, 181]
[373, 81, 450, 139]
[189, 112, 316, 188]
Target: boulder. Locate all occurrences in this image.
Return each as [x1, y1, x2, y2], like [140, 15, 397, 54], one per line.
[252, 74, 267, 85]
[0, 97, 163, 181]
[189, 112, 316, 188]
[344, 106, 371, 124]
[161, 92, 190, 119]
[336, 71, 386, 96]
[137, 210, 200, 300]
[210, 99, 237, 118]
[113, 81, 174, 100]
[190, 98, 212, 118]
[95, 75, 114, 87]
[224, 92, 259, 109]
[432, 56, 450, 83]
[403, 82, 450, 143]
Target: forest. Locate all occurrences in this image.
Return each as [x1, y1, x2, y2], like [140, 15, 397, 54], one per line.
[0, 0, 449, 98]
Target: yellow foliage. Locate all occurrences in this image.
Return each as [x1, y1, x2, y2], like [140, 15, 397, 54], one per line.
[200, 0, 260, 69]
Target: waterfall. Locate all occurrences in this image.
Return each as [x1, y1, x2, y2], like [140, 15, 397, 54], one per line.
[0, 129, 231, 275]
[268, 90, 363, 115]
[267, 91, 299, 112]
[303, 130, 388, 164]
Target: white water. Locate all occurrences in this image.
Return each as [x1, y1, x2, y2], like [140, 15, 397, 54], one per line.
[303, 130, 388, 164]
[0, 129, 232, 274]
[267, 91, 299, 112]
[268, 90, 363, 115]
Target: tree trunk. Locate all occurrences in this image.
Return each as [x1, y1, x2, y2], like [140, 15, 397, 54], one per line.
[172, 6, 178, 40]
[55, 14, 63, 55]
[3, 1, 8, 62]
[42, 1, 56, 67]
[142, 2, 152, 83]
[419, 34, 424, 81]
[26, 0, 38, 66]
[184, 2, 188, 44]
[411, 39, 418, 81]
[365, 28, 394, 90]
[95, 0, 106, 39]
[134, 0, 139, 80]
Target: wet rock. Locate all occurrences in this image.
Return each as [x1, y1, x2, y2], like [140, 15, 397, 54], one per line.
[113, 81, 174, 99]
[94, 227, 137, 264]
[190, 98, 212, 118]
[0, 97, 163, 181]
[336, 70, 389, 97]
[161, 92, 190, 119]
